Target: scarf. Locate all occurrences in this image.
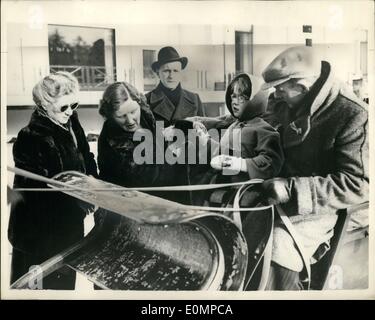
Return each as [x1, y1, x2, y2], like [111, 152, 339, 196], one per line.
[158, 82, 182, 107]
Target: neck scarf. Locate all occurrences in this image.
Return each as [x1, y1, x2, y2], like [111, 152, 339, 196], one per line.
[159, 82, 182, 107]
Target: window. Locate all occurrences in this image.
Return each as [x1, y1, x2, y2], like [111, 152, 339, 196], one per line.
[48, 25, 116, 91]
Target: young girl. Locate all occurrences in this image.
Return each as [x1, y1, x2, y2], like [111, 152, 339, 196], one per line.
[199, 73, 284, 183]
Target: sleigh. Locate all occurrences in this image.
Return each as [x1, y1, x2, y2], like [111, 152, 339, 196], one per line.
[10, 169, 368, 290]
[10, 170, 274, 290]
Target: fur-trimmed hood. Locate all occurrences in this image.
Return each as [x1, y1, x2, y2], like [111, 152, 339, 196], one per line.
[225, 73, 270, 121]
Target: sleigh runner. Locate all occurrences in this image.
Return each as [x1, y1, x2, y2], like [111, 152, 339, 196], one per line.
[10, 169, 275, 290]
[9, 167, 369, 290]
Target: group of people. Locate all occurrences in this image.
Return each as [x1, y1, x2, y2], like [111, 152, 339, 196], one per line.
[8, 45, 369, 291]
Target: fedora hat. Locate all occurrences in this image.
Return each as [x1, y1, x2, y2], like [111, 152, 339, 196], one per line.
[261, 46, 322, 90]
[151, 46, 188, 72]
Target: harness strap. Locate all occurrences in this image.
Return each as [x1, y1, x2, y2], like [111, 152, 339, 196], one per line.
[275, 205, 311, 289]
[257, 206, 274, 290]
[232, 183, 274, 290]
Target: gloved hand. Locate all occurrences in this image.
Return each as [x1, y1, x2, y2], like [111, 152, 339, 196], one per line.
[261, 178, 292, 205]
[78, 199, 97, 215]
[210, 155, 247, 174]
[79, 175, 99, 214]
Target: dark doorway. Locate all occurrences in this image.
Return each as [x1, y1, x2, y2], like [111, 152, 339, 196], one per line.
[235, 29, 253, 75]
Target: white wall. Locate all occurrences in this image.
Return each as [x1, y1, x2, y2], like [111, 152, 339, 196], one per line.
[3, 1, 373, 106]
[6, 23, 50, 105]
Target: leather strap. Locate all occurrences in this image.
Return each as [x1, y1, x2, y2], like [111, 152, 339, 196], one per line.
[232, 183, 252, 229]
[275, 205, 311, 289]
[232, 183, 274, 290]
[257, 206, 274, 290]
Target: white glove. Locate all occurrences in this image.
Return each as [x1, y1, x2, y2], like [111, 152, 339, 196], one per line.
[210, 155, 247, 175]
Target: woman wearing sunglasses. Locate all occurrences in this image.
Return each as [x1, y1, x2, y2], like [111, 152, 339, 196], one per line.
[8, 72, 97, 289]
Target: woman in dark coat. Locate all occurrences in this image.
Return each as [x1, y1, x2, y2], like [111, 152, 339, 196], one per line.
[97, 82, 191, 204]
[98, 82, 162, 187]
[8, 72, 98, 289]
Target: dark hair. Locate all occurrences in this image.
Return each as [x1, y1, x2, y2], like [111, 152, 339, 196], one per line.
[230, 76, 252, 99]
[99, 82, 148, 119]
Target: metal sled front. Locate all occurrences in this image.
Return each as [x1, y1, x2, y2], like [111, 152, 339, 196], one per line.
[9, 171, 280, 290]
[11, 210, 248, 290]
[69, 211, 248, 290]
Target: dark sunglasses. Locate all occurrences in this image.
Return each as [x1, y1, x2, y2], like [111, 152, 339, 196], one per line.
[60, 102, 79, 112]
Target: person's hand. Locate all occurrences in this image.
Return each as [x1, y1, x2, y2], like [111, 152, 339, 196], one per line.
[168, 142, 183, 158]
[80, 175, 99, 214]
[261, 178, 291, 205]
[162, 125, 176, 141]
[78, 200, 96, 215]
[210, 155, 247, 174]
[193, 121, 210, 145]
[7, 186, 23, 205]
[193, 121, 207, 133]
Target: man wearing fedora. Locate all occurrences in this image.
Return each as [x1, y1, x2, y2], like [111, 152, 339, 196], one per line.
[260, 46, 369, 290]
[146, 46, 205, 128]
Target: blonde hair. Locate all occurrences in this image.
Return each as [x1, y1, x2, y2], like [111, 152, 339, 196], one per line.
[32, 72, 79, 108]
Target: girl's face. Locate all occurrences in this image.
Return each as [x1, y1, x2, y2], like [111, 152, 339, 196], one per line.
[231, 83, 249, 118]
[113, 99, 141, 132]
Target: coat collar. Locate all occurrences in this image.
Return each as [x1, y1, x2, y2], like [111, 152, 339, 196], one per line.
[281, 61, 341, 148]
[309, 61, 339, 117]
[149, 84, 196, 122]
